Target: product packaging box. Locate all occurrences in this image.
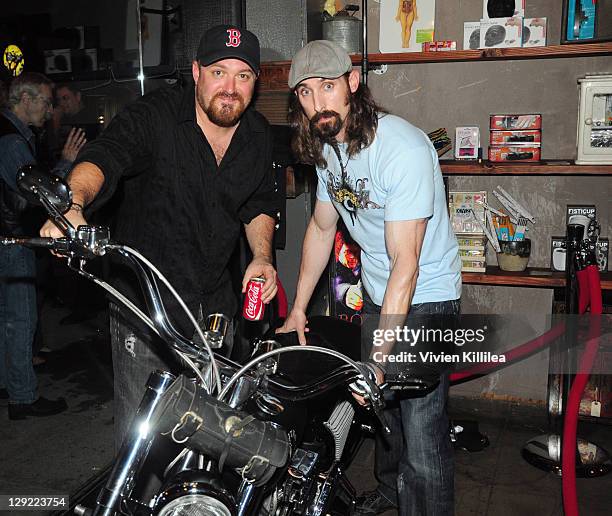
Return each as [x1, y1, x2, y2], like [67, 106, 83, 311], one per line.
[423, 40, 457, 51]
[480, 17, 523, 49]
[597, 238, 609, 271]
[551, 236, 609, 272]
[490, 114, 542, 130]
[448, 191, 487, 234]
[455, 126, 480, 159]
[488, 146, 541, 162]
[566, 205, 597, 226]
[460, 257, 487, 273]
[489, 130, 541, 146]
[457, 235, 488, 273]
[482, 0, 525, 20]
[464, 21, 482, 50]
[44, 49, 72, 74]
[522, 18, 547, 47]
[550, 236, 566, 271]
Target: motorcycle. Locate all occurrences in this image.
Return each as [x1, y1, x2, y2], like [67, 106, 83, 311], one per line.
[2, 166, 436, 516]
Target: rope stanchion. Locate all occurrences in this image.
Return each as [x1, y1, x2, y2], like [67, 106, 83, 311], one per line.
[562, 264, 603, 516]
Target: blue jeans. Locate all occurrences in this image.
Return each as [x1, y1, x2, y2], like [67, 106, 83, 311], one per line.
[363, 293, 459, 516]
[0, 245, 38, 403]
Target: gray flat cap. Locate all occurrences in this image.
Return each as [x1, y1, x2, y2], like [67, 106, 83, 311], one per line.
[288, 40, 352, 89]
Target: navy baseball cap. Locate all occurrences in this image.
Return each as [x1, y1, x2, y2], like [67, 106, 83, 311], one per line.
[197, 24, 260, 73]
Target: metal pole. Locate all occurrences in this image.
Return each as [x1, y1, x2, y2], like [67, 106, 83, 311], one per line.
[362, 0, 368, 85]
[136, 0, 146, 96]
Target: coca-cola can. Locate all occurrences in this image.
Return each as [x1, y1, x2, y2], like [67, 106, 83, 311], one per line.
[243, 277, 265, 321]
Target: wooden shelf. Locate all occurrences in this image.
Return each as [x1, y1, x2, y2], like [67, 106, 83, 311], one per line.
[462, 266, 612, 290]
[354, 42, 612, 65]
[259, 43, 612, 91]
[441, 160, 612, 176]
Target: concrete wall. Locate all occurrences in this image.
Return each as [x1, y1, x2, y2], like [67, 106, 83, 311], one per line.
[362, 0, 611, 402]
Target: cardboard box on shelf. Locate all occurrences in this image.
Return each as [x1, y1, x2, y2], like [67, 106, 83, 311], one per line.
[522, 18, 547, 47]
[490, 114, 542, 130]
[449, 192, 487, 234]
[44, 49, 72, 74]
[423, 40, 457, 51]
[488, 146, 541, 162]
[566, 205, 597, 226]
[489, 130, 541, 146]
[455, 126, 480, 159]
[480, 17, 523, 49]
[464, 22, 482, 50]
[550, 236, 608, 272]
[597, 238, 609, 272]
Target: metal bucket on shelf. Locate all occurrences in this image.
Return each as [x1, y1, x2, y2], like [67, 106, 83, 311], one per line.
[322, 16, 362, 54]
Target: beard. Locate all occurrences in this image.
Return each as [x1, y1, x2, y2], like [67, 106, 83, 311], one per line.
[309, 110, 343, 142]
[199, 90, 247, 128]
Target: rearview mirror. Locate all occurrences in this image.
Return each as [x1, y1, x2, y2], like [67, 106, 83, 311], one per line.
[17, 164, 72, 214]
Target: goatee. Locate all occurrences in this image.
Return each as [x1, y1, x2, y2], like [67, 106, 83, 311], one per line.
[201, 91, 246, 127]
[310, 110, 342, 142]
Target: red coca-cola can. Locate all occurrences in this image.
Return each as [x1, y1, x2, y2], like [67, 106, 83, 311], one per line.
[243, 277, 265, 321]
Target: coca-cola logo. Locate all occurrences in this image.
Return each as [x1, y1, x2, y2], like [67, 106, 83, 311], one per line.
[245, 283, 262, 318]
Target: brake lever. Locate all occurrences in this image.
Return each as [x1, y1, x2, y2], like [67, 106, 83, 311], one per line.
[369, 395, 391, 434]
[37, 192, 76, 238]
[348, 368, 391, 434]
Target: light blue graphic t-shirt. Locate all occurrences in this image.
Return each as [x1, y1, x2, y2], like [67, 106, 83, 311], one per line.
[316, 114, 461, 306]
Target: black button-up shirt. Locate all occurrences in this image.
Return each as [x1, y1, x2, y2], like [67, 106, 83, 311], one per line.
[77, 84, 279, 330]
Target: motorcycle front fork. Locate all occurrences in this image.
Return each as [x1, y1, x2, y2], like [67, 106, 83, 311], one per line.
[90, 370, 176, 516]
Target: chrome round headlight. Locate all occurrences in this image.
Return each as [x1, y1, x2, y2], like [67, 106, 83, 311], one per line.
[158, 494, 231, 516]
[153, 471, 235, 516]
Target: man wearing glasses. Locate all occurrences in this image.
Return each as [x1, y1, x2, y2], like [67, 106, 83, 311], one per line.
[0, 72, 85, 419]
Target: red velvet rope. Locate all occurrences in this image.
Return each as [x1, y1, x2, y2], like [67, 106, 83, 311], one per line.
[450, 322, 566, 382]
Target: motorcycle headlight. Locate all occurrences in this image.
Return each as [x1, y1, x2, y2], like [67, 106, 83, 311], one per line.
[153, 471, 235, 516]
[157, 494, 231, 516]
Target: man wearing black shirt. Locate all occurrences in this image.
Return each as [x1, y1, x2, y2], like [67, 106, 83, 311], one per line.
[41, 25, 280, 446]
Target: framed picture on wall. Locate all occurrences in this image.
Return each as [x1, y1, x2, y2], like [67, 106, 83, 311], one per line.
[379, 0, 435, 53]
[561, 0, 612, 44]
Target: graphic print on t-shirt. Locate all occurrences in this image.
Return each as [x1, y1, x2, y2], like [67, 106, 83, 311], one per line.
[325, 168, 383, 225]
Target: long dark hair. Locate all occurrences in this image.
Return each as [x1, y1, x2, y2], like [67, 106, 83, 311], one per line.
[288, 75, 385, 168]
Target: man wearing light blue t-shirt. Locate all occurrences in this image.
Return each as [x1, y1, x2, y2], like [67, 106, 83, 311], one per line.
[278, 40, 461, 515]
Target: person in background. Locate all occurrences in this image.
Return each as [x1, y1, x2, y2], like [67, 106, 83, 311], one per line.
[46, 83, 99, 165]
[278, 40, 461, 515]
[0, 72, 85, 419]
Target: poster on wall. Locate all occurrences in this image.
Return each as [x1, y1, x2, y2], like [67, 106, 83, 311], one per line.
[379, 0, 435, 53]
[329, 220, 363, 325]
